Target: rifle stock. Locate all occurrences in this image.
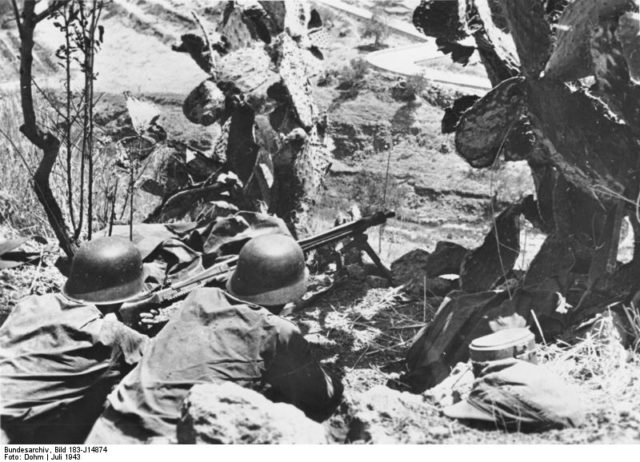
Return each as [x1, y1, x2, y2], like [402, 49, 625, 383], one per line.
[121, 211, 395, 318]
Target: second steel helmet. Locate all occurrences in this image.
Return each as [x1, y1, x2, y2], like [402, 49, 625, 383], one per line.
[63, 236, 145, 305]
[226, 234, 308, 306]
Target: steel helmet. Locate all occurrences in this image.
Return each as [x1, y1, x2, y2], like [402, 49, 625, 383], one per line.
[63, 236, 145, 305]
[226, 234, 308, 306]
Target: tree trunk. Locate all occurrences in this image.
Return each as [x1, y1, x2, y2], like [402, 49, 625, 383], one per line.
[15, 0, 76, 257]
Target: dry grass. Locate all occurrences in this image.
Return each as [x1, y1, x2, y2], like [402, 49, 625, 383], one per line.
[539, 313, 640, 427]
[0, 90, 159, 241]
[294, 282, 432, 394]
[0, 225, 65, 326]
[622, 303, 640, 352]
[0, 93, 54, 237]
[348, 285, 406, 321]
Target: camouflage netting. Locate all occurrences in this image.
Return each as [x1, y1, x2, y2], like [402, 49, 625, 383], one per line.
[167, 0, 331, 234]
[404, 0, 640, 391]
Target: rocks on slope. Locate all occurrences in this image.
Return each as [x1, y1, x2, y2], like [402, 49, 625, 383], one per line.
[336, 385, 455, 444]
[177, 382, 328, 444]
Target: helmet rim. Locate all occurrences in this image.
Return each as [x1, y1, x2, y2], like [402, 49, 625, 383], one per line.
[62, 278, 146, 305]
[226, 268, 308, 307]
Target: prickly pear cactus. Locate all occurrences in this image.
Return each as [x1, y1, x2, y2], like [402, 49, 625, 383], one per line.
[412, 0, 640, 314]
[174, 0, 330, 233]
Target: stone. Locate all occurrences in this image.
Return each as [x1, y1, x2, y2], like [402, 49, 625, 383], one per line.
[391, 247, 460, 297]
[426, 241, 469, 276]
[391, 248, 431, 286]
[391, 242, 468, 284]
[342, 386, 438, 444]
[177, 383, 327, 444]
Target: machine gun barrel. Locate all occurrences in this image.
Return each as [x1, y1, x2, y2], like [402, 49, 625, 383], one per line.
[126, 210, 395, 309]
[298, 210, 394, 251]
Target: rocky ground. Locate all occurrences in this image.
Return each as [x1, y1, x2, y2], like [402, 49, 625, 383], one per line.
[292, 274, 640, 443]
[3, 230, 640, 444]
[1, 0, 640, 445]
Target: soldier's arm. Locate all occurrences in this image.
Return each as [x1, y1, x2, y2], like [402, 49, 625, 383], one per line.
[95, 313, 151, 366]
[262, 318, 343, 421]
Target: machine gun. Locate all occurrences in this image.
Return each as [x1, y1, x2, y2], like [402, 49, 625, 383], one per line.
[120, 211, 395, 322]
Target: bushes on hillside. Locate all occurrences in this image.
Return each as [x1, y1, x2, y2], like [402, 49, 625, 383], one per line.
[360, 7, 390, 49]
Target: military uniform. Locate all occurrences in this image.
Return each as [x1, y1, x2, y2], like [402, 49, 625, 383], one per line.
[0, 294, 149, 443]
[86, 287, 342, 443]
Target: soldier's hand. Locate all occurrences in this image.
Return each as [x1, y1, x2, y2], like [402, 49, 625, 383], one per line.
[138, 308, 164, 331]
[119, 298, 153, 326]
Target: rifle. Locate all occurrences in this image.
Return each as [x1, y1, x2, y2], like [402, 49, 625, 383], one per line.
[120, 211, 395, 321]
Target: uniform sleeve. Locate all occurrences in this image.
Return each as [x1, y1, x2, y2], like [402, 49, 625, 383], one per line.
[94, 314, 150, 366]
[262, 319, 343, 421]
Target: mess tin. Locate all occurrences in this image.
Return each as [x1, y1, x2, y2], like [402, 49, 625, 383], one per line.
[469, 328, 536, 376]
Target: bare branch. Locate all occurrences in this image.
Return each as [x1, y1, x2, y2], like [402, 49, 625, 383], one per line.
[14, 0, 76, 257]
[34, 0, 66, 23]
[191, 10, 216, 75]
[10, 0, 22, 36]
